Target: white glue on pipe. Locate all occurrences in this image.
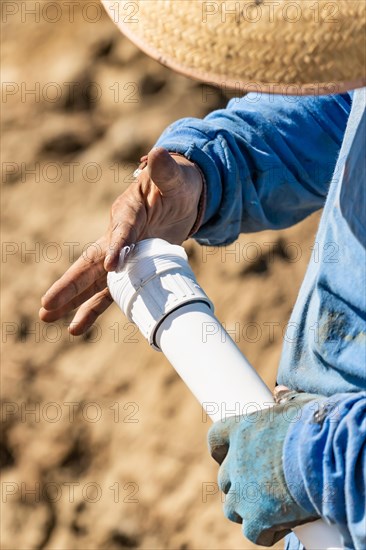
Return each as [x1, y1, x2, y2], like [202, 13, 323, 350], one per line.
[107, 238, 343, 550]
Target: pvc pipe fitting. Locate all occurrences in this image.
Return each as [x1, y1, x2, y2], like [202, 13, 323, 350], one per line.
[107, 238, 213, 350]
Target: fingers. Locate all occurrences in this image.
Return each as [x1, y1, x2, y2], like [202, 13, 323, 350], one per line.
[218, 460, 232, 494]
[41, 238, 106, 312]
[69, 287, 114, 336]
[104, 196, 144, 272]
[207, 416, 238, 465]
[223, 489, 243, 524]
[39, 275, 107, 322]
[147, 147, 182, 195]
[104, 220, 139, 272]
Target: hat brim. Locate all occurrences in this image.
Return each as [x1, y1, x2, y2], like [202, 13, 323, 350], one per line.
[102, 0, 366, 94]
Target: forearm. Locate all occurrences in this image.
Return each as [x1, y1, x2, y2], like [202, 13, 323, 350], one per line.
[283, 392, 366, 549]
[156, 93, 352, 245]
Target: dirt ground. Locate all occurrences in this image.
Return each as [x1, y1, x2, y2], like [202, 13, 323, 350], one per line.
[1, 3, 320, 549]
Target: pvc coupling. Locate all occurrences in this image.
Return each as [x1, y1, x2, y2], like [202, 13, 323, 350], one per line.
[107, 239, 213, 350]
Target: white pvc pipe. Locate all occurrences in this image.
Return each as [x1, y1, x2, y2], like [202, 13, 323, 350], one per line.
[155, 302, 343, 550]
[155, 302, 272, 421]
[107, 239, 343, 550]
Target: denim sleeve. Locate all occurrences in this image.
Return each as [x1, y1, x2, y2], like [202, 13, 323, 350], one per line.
[155, 93, 352, 245]
[283, 393, 366, 550]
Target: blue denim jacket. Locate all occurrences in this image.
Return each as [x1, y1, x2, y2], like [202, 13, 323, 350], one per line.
[157, 89, 366, 548]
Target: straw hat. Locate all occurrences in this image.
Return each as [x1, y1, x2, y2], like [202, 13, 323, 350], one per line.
[102, 0, 365, 94]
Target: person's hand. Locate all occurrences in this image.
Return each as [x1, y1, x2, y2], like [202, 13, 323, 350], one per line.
[208, 391, 324, 546]
[39, 147, 203, 335]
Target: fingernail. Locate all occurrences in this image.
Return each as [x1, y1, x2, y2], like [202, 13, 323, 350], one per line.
[116, 244, 135, 273]
[133, 168, 143, 178]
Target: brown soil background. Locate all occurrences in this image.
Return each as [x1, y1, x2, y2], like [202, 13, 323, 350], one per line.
[1, 3, 320, 549]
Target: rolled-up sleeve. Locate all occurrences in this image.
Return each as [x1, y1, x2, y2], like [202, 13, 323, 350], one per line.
[283, 393, 366, 549]
[155, 92, 352, 245]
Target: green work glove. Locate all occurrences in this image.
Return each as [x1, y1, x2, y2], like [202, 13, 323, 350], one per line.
[207, 391, 324, 546]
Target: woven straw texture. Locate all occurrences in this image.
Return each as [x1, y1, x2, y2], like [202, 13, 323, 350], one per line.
[102, 0, 366, 93]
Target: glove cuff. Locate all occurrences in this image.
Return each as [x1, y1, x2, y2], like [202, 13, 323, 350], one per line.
[283, 398, 328, 516]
